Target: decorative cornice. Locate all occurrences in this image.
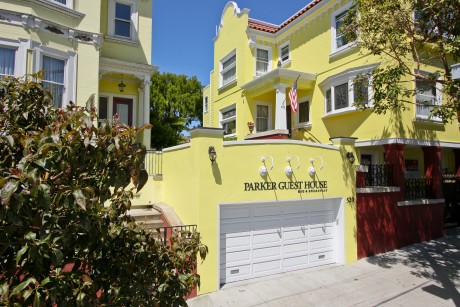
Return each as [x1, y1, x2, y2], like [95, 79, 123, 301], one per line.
[0, 9, 101, 49]
[99, 57, 158, 76]
[19, 0, 85, 19]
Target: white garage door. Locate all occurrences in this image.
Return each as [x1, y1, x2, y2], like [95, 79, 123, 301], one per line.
[220, 199, 341, 284]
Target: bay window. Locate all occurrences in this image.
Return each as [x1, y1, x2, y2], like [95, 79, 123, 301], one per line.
[321, 65, 376, 115]
[108, 0, 139, 42]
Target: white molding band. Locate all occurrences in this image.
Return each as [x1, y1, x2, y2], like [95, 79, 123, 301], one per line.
[397, 198, 444, 207]
[356, 187, 401, 194]
[224, 139, 340, 151]
[355, 137, 460, 149]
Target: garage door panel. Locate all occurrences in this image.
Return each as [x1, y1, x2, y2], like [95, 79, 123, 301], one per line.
[221, 220, 251, 233]
[283, 227, 308, 240]
[310, 225, 334, 237]
[310, 237, 334, 251]
[283, 204, 308, 214]
[310, 250, 334, 265]
[252, 259, 281, 274]
[253, 218, 281, 232]
[283, 215, 308, 227]
[221, 206, 251, 219]
[309, 201, 334, 212]
[221, 264, 251, 283]
[253, 230, 281, 245]
[284, 241, 309, 255]
[283, 254, 309, 270]
[253, 245, 281, 260]
[221, 248, 251, 264]
[222, 234, 251, 249]
[309, 212, 334, 224]
[253, 205, 281, 217]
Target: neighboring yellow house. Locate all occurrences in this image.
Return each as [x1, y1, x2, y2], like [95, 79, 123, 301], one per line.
[0, 0, 156, 147]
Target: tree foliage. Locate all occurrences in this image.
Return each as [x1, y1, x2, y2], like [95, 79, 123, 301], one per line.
[150, 72, 203, 149]
[0, 75, 207, 305]
[344, 0, 460, 122]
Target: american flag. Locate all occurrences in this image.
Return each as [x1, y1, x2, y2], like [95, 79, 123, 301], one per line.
[289, 80, 298, 113]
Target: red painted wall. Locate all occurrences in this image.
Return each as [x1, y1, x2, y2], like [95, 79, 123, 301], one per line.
[357, 191, 444, 259]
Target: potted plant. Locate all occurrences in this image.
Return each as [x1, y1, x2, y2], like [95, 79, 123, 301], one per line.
[247, 121, 255, 134]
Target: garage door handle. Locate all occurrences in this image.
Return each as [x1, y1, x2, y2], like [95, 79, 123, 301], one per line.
[277, 229, 282, 237]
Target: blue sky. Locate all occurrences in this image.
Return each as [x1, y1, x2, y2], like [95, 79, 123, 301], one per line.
[152, 1, 312, 86]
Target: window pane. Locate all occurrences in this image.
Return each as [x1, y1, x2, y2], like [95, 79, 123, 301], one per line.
[334, 82, 349, 110]
[353, 78, 369, 105]
[326, 89, 332, 112]
[116, 103, 129, 125]
[415, 77, 437, 117]
[116, 2, 131, 20]
[53, 0, 67, 4]
[299, 101, 309, 123]
[42, 56, 65, 107]
[222, 108, 236, 119]
[256, 49, 268, 74]
[256, 105, 269, 132]
[223, 66, 236, 85]
[115, 20, 131, 37]
[223, 54, 236, 70]
[257, 49, 268, 61]
[0, 47, 15, 78]
[99, 97, 108, 119]
[281, 45, 289, 61]
[223, 120, 236, 135]
[336, 11, 349, 48]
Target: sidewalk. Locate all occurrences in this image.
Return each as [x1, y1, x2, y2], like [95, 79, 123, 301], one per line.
[188, 232, 460, 306]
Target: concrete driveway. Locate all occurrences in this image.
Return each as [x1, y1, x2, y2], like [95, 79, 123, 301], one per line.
[188, 231, 460, 306]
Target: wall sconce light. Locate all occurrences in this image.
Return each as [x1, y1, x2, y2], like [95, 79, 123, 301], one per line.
[208, 146, 217, 164]
[309, 156, 324, 177]
[285, 155, 300, 177]
[260, 156, 274, 177]
[118, 74, 126, 92]
[346, 152, 355, 164]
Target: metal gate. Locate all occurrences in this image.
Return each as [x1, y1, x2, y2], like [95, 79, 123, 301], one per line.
[443, 174, 460, 227]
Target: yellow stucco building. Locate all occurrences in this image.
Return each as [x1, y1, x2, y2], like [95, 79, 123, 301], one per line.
[148, 0, 460, 296]
[0, 0, 156, 148]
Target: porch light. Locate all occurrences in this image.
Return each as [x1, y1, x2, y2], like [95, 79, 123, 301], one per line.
[118, 74, 126, 92]
[208, 146, 217, 164]
[346, 152, 355, 164]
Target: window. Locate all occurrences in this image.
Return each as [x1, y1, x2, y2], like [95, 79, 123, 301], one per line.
[256, 48, 269, 76]
[220, 104, 236, 136]
[279, 42, 290, 65]
[220, 50, 236, 88]
[108, 0, 138, 41]
[321, 65, 376, 115]
[255, 102, 271, 132]
[34, 45, 76, 108]
[298, 99, 310, 124]
[45, 0, 74, 9]
[0, 47, 15, 79]
[415, 73, 441, 121]
[42, 56, 65, 108]
[204, 96, 209, 113]
[331, 3, 355, 55]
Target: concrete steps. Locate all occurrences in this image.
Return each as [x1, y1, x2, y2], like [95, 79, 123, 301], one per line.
[127, 206, 164, 230]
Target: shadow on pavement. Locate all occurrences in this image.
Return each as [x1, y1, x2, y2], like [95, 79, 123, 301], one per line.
[365, 235, 460, 305]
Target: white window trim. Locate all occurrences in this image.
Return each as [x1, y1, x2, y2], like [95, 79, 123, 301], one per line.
[47, 0, 74, 9]
[294, 96, 311, 128]
[219, 49, 237, 89]
[321, 66, 375, 116]
[330, 2, 355, 57]
[254, 101, 272, 133]
[99, 92, 138, 126]
[414, 70, 443, 122]
[33, 45, 76, 108]
[108, 0, 139, 42]
[254, 45, 272, 78]
[278, 41, 291, 66]
[220, 103, 236, 137]
[203, 96, 209, 113]
[0, 38, 28, 78]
